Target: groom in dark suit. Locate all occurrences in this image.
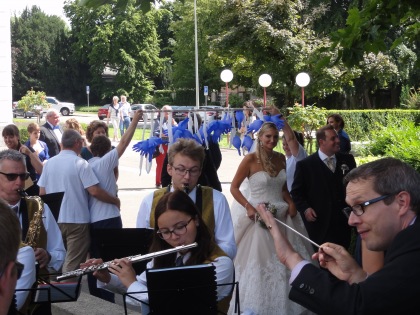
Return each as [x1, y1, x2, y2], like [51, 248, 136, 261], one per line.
[40, 109, 63, 157]
[291, 124, 356, 249]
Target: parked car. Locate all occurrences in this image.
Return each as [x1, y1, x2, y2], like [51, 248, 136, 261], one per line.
[199, 105, 223, 122]
[171, 106, 195, 123]
[43, 96, 75, 116]
[130, 104, 158, 121]
[13, 105, 43, 119]
[97, 104, 109, 120]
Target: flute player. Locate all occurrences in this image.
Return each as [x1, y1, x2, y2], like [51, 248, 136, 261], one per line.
[256, 157, 420, 314]
[82, 190, 234, 313]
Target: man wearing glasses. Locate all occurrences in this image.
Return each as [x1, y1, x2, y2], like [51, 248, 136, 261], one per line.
[256, 157, 420, 314]
[0, 200, 22, 315]
[137, 138, 236, 259]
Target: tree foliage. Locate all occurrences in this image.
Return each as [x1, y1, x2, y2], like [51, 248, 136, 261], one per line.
[332, 0, 420, 67]
[11, 6, 70, 100]
[64, 0, 163, 102]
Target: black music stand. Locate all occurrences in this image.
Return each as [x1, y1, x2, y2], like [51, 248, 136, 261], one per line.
[40, 192, 64, 222]
[93, 228, 153, 274]
[15, 275, 82, 305]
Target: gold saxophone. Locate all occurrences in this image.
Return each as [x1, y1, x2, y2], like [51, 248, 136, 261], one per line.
[18, 190, 44, 248]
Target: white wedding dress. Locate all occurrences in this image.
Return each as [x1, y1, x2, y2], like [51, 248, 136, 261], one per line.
[229, 170, 315, 315]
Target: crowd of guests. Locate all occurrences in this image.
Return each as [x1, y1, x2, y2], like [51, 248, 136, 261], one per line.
[2, 102, 419, 315]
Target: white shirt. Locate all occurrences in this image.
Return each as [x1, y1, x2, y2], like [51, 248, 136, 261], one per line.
[286, 144, 307, 192]
[47, 121, 62, 143]
[88, 149, 120, 223]
[318, 150, 336, 170]
[38, 150, 99, 223]
[120, 102, 131, 117]
[97, 255, 234, 306]
[136, 186, 237, 259]
[16, 201, 66, 271]
[15, 246, 36, 310]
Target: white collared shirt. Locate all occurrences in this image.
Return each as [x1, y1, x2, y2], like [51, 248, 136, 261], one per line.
[136, 186, 237, 259]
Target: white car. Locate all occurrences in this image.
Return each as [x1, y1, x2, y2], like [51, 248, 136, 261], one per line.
[43, 96, 75, 116]
[130, 104, 158, 122]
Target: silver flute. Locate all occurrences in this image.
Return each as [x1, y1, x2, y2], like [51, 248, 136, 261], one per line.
[57, 242, 198, 281]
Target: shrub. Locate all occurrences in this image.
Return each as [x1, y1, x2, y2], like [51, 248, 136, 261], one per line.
[367, 120, 420, 172]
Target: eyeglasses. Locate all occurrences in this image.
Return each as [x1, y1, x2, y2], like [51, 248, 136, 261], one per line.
[342, 195, 391, 218]
[157, 218, 194, 240]
[171, 166, 201, 177]
[0, 171, 30, 181]
[0, 261, 24, 280]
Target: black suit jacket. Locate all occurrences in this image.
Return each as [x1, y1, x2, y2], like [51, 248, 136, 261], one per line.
[39, 122, 63, 157]
[291, 151, 356, 248]
[289, 220, 420, 315]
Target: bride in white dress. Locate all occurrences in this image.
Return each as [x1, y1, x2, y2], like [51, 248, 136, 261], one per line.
[228, 122, 315, 315]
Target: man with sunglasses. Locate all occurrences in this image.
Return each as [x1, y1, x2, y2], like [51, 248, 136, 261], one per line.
[256, 157, 420, 314]
[137, 138, 236, 259]
[0, 150, 65, 272]
[0, 199, 22, 315]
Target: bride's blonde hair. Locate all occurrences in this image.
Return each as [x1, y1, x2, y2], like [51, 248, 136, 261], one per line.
[256, 122, 278, 177]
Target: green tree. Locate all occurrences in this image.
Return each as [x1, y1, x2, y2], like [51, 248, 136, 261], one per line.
[17, 89, 49, 123]
[286, 104, 326, 153]
[11, 6, 70, 100]
[332, 0, 420, 68]
[64, 0, 163, 102]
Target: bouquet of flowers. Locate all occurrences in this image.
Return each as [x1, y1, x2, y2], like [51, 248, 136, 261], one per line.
[257, 203, 277, 229]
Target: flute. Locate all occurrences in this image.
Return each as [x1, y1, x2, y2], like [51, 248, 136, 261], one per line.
[57, 242, 198, 281]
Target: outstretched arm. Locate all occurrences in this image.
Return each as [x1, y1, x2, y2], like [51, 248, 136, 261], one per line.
[281, 117, 300, 158]
[116, 110, 143, 158]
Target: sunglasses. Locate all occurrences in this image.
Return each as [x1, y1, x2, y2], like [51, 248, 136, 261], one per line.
[0, 171, 30, 181]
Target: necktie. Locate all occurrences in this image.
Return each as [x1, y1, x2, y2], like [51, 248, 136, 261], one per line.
[10, 205, 19, 216]
[175, 255, 184, 267]
[326, 157, 335, 172]
[53, 126, 60, 130]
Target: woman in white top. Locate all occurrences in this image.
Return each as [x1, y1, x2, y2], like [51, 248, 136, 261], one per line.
[106, 96, 122, 142]
[83, 190, 234, 313]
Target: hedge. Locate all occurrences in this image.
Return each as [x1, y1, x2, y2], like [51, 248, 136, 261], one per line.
[324, 109, 420, 141]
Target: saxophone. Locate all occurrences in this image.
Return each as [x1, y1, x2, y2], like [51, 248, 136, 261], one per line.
[18, 190, 44, 248]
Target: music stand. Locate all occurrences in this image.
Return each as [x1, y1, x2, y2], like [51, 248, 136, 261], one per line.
[146, 265, 218, 315]
[40, 192, 64, 222]
[93, 228, 153, 274]
[15, 275, 82, 305]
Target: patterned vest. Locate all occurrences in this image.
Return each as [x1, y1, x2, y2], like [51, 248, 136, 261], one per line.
[150, 186, 215, 234]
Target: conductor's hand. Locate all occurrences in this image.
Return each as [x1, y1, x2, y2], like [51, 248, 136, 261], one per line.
[81, 258, 111, 284]
[108, 258, 137, 289]
[255, 203, 303, 270]
[313, 243, 367, 284]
